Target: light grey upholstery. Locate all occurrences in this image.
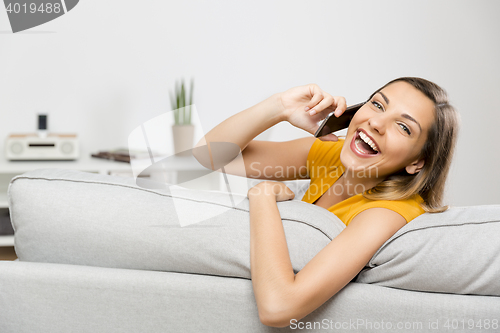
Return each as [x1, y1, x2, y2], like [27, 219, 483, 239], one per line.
[2, 168, 500, 332]
[1, 260, 499, 333]
[8, 169, 345, 279]
[356, 205, 500, 296]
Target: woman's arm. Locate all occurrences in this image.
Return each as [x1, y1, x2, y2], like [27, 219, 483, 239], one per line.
[193, 84, 347, 180]
[248, 182, 406, 328]
[248, 182, 296, 325]
[196, 93, 286, 153]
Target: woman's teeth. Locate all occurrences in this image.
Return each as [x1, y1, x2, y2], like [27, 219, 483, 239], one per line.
[358, 131, 378, 152]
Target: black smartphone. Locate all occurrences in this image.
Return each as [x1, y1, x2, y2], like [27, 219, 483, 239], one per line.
[314, 102, 366, 138]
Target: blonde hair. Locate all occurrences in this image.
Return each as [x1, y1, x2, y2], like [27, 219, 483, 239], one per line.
[362, 77, 460, 213]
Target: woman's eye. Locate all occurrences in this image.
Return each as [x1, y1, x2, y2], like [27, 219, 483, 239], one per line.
[371, 101, 383, 110]
[399, 123, 411, 135]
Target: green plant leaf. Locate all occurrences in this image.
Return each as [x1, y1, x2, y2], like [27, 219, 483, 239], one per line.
[180, 81, 186, 108]
[181, 80, 187, 124]
[170, 78, 195, 125]
[175, 80, 180, 109]
[187, 78, 194, 124]
[189, 78, 194, 106]
[169, 89, 177, 111]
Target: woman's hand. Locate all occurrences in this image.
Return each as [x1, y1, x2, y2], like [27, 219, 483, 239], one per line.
[247, 181, 295, 202]
[278, 84, 347, 141]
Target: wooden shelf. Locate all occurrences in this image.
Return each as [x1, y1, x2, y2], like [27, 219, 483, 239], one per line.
[0, 244, 17, 260]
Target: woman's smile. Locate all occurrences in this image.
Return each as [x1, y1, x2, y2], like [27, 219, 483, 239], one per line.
[350, 129, 381, 158]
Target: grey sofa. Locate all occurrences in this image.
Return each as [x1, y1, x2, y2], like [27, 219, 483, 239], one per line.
[1, 169, 499, 333]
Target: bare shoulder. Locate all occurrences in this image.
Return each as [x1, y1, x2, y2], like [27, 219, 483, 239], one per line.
[347, 207, 407, 241]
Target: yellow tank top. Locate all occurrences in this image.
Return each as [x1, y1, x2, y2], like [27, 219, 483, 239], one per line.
[301, 138, 425, 226]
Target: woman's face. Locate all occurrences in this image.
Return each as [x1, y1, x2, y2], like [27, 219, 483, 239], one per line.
[340, 81, 436, 180]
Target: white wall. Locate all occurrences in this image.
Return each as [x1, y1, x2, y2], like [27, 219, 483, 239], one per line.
[1, 0, 499, 206]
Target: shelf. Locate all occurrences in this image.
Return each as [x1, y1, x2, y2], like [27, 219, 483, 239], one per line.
[0, 153, 208, 177]
[0, 235, 14, 247]
[0, 153, 134, 174]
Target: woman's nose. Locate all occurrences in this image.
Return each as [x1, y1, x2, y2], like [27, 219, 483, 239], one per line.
[368, 114, 386, 135]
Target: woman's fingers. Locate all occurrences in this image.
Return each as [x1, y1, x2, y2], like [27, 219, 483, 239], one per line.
[305, 89, 324, 114]
[249, 181, 295, 202]
[305, 86, 346, 118]
[308, 94, 335, 116]
[332, 96, 347, 117]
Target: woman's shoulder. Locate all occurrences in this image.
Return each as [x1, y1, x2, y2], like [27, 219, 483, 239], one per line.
[308, 138, 345, 157]
[341, 194, 426, 226]
[307, 138, 345, 176]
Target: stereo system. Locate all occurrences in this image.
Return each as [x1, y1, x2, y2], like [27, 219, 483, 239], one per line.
[5, 133, 79, 161]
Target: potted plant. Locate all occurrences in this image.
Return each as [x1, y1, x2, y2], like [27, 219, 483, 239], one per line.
[169, 78, 194, 156]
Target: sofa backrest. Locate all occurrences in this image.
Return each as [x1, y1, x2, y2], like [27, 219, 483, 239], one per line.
[8, 168, 500, 297]
[8, 168, 344, 279]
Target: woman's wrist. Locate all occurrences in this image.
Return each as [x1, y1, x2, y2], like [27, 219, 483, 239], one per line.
[248, 182, 277, 200]
[269, 92, 288, 123]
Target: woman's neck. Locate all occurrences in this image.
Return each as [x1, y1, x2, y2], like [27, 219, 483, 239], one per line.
[337, 168, 383, 198]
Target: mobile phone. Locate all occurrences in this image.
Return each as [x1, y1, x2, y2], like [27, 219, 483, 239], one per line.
[314, 102, 366, 138]
[38, 114, 48, 138]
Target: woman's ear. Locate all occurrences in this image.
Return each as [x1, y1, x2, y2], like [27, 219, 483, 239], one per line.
[405, 158, 425, 175]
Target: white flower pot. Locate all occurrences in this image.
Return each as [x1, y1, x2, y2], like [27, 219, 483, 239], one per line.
[172, 124, 194, 156]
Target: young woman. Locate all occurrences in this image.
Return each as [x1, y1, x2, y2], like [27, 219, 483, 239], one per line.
[196, 77, 459, 327]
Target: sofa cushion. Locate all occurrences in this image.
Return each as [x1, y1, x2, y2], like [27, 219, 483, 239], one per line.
[9, 169, 500, 297]
[8, 169, 345, 280]
[356, 205, 500, 297]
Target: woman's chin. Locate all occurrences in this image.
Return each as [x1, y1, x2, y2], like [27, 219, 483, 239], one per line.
[341, 153, 372, 173]
[341, 152, 386, 179]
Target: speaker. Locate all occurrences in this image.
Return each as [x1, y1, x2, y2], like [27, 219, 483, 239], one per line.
[5, 133, 79, 160]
